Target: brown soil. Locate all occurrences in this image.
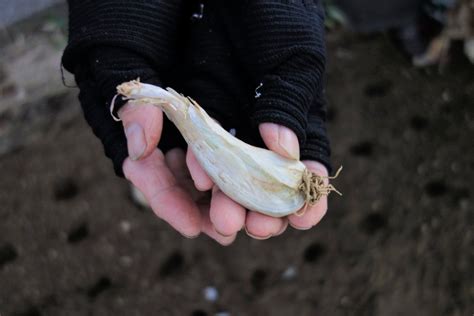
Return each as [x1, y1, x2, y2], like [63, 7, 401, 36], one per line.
[0, 12, 473, 316]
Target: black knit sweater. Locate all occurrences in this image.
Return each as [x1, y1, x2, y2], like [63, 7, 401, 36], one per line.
[62, 0, 331, 176]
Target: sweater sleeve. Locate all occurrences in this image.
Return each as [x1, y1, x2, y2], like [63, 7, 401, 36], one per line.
[240, 0, 327, 146]
[62, 0, 185, 77]
[62, 0, 186, 176]
[301, 88, 332, 173]
[236, 0, 331, 171]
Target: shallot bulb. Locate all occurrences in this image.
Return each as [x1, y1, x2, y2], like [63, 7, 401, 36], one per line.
[112, 80, 341, 217]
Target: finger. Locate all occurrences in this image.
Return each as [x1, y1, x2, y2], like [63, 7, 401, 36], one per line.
[199, 204, 236, 246]
[289, 160, 329, 230]
[289, 197, 327, 230]
[119, 102, 163, 161]
[274, 218, 289, 237]
[186, 148, 214, 191]
[165, 148, 209, 202]
[259, 123, 300, 160]
[245, 211, 285, 240]
[123, 149, 201, 238]
[165, 148, 192, 183]
[209, 186, 246, 237]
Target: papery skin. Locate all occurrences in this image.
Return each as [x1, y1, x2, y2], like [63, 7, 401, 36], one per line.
[116, 81, 307, 217]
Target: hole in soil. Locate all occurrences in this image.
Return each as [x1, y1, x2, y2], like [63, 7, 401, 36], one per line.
[425, 180, 448, 197]
[409, 115, 429, 131]
[349, 141, 374, 157]
[46, 92, 69, 113]
[363, 80, 392, 97]
[67, 223, 89, 244]
[53, 177, 79, 201]
[191, 310, 208, 316]
[0, 109, 13, 130]
[87, 276, 112, 299]
[303, 243, 327, 263]
[13, 305, 42, 316]
[0, 243, 18, 268]
[159, 251, 184, 277]
[0, 83, 18, 97]
[250, 268, 267, 292]
[360, 213, 387, 235]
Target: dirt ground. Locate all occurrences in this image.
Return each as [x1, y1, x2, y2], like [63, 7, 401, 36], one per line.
[0, 9, 473, 316]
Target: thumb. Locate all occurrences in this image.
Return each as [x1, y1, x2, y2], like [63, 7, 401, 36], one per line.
[119, 102, 163, 161]
[259, 123, 300, 160]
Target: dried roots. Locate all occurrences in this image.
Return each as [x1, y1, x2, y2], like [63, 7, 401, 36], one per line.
[297, 166, 343, 216]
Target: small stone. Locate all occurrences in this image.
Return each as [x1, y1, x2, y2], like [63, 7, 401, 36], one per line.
[340, 296, 352, 307]
[48, 249, 59, 259]
[460, 199, 470, 211]
[120, 256, 133, 267]
[114, 297, 125, 306]
[281, 266, 297, 280]
[130, 185, 149, 209]
[120, 220, 132, 233]
[335, 48, 354, 60]
[203, 286, 218, 302]
[442, 90, 452, 103]
[371, 200, 382, 211]
[417, 163, 428, 175]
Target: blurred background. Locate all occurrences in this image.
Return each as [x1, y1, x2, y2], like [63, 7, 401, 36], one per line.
[0, 1, 473, 315]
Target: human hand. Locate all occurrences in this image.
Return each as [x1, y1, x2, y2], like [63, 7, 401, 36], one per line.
[119, 103, 328, 244]
[119, 103, 201, 238]
[119, 103, 237, 245]
[185, 122, 329, 240]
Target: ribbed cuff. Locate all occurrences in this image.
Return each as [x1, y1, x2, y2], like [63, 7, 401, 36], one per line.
[301, 114, 332, 173]
[88, 47, 163, 115]
[73, 48, 162, 178]
[75, 71, 129, 177]
[62, 1, 184, 74]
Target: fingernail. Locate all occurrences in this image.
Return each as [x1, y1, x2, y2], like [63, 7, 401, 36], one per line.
[219, 236, 236, 246]
[182, 232, 200, 239]
[214, 227, 235, 238]
[279, 126, 300, 160]
[244, 226, 272, 240]
[125, 123, 146, 160]
[289, 221, 312, 231]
